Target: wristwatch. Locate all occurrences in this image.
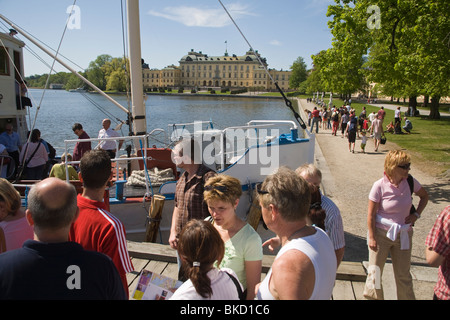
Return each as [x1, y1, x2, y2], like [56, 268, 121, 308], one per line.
[413, 212, 420, 219]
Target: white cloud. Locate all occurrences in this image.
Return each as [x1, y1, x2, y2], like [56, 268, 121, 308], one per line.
[148, 3, 254, 28]
[269, 40, 282, 46]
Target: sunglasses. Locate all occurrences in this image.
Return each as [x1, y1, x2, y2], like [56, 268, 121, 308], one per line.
[256, 183, 269, 195]
[204, 185, 228, 192]
[398, 163, 411, 170]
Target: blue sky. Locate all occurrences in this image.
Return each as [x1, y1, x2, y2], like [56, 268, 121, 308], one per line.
[1, 0, 334, 76]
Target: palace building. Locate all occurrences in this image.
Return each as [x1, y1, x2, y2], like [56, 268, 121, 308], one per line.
[142, 49, 291, 92]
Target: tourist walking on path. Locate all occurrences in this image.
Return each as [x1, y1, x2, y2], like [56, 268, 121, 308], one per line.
[340, 110, 349, 138]
[364, 150, 429, 300]
[346, 111, 358, 153]
[310, 107, 320, 134]
[203, 174, 262, 300]
[370, 116, 383, 152]
[425, 205, 450, 300]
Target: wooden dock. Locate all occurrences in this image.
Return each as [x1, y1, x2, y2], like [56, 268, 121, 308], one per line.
[126, 241, 368, 300]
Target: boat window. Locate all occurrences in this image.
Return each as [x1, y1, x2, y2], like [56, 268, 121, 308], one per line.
[0, 47, 10, 76]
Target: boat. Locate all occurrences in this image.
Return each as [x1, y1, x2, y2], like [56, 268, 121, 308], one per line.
[0, 0, 314, 245]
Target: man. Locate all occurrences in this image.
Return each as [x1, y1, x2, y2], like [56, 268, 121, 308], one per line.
[377, 106, 386, 125]
[69, 150, 133, 296]
[403, 117, 413, 134]
[370, 115, 383, 152]
[71, 123, 91, 165]
[168, 138, 216, 279]
[0, 124, 21, 178]
[295, 164, 345, 266]
[0, 178, 126, 299]
[256, 167, 337, 300]
[310, 107, 320, 134]
[97, 118, 123, 159]
[425, 205, 450, 300]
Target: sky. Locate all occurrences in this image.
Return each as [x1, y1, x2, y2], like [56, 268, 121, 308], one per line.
[0, 0, 335, 77]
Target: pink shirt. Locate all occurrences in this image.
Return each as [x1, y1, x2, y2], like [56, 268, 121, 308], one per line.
[0, 216, 34, 251]
[369, 174, 421, 230]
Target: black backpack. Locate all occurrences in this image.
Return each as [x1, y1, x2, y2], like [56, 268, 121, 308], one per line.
[349, 117, 358, 132]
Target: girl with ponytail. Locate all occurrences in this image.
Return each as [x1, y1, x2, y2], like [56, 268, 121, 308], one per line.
[170, 220, 243, 300]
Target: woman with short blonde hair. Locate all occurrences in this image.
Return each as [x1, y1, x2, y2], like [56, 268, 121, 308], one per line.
[364, 150, 429, 300]
[203, 174, 262, 300]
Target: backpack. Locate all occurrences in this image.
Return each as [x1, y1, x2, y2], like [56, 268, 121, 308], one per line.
[349, 117, 357, 132]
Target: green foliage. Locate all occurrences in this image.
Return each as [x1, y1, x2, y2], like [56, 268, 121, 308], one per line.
[289, 57, 308, 89]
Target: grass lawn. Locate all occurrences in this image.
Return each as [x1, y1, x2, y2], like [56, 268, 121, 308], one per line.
[291, 96, 450, 176]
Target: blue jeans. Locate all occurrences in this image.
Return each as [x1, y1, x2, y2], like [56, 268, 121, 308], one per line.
[310, 117, 320, 133]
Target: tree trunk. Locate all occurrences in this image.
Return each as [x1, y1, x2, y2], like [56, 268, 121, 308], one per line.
[423, 95, 429, 108]
[408, 96, 417, 116]
[429, 96, 441, 120]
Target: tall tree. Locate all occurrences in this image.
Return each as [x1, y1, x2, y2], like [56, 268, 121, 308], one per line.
[289, 57, 308, 89]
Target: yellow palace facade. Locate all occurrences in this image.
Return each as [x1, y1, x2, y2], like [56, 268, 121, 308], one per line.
[142, 49, 291, 92]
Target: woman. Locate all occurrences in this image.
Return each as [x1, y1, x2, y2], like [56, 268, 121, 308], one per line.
[364, 150, 428, 300]
[170, 219, 243, 300]
[203, 174, 262, 300]
[19, 129, 48, 180]
[0, 178, 33, 253]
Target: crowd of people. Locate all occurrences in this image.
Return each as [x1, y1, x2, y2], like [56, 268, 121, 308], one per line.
[0, 127, 448, 301]
[0, 118, 123, 181]
[305, 102, 414, 154]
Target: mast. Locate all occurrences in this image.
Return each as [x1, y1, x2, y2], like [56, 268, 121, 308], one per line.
[126, 0, 147, 136]
[0, 14, 129, 115]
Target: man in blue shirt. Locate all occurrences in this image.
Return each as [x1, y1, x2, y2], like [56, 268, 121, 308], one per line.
[0, 178, 127, 300]
[0, 123, 21, 178]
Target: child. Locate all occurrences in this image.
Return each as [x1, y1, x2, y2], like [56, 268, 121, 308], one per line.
[360, 131, 368, 154]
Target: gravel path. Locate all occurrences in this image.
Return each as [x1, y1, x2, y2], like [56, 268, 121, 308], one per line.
[298, 98, 450, 265]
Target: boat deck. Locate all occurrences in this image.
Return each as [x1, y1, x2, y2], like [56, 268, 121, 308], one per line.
[126, 241, 368, 300]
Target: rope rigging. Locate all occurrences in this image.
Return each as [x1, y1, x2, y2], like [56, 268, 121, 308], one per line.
[217, 0, 307, 130]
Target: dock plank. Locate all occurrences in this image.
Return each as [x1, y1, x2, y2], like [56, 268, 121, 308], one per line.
[332, 280, 356, 300]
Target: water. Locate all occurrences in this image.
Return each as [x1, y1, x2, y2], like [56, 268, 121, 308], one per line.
[27, 89, 295, 155]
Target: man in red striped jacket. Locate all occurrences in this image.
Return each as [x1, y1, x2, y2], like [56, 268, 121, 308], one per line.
[69, 150, 133, 297]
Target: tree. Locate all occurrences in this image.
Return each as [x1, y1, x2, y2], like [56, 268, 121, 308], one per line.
[326, 0, 450, 119]
[289, 57, 308, 89]
[86, 54, 112, 91]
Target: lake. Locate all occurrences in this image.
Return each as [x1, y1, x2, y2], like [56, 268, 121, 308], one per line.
[27, 89, 295, 154]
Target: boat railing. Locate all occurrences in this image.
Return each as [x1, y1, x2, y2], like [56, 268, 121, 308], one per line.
[63, 134, 155, 197]
[169, 120, 302, 171]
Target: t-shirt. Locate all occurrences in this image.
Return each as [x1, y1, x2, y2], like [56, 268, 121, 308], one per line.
[69, 194, 134, 295]
[0, 240, 127, 300]
[425, 205, 450, 300]
[256, 227, 337, 300]
[49, 163, 78, 180]
[0, 216, 33, 252]
[217, 223, 263, 289]
[72, 131, 91, 162]
[368, 174, 421, 231]
[170, 268, 242, 300]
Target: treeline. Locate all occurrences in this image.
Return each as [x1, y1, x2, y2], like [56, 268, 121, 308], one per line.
[288, 0, 449, 119]
[26, 54, 129, 92]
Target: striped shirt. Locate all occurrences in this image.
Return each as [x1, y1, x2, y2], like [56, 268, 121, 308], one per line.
[174, 164, 216, 236]
[425, 205, 450, 300]
[69, 194, 134, 296]
[321, 193, 345, 251]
